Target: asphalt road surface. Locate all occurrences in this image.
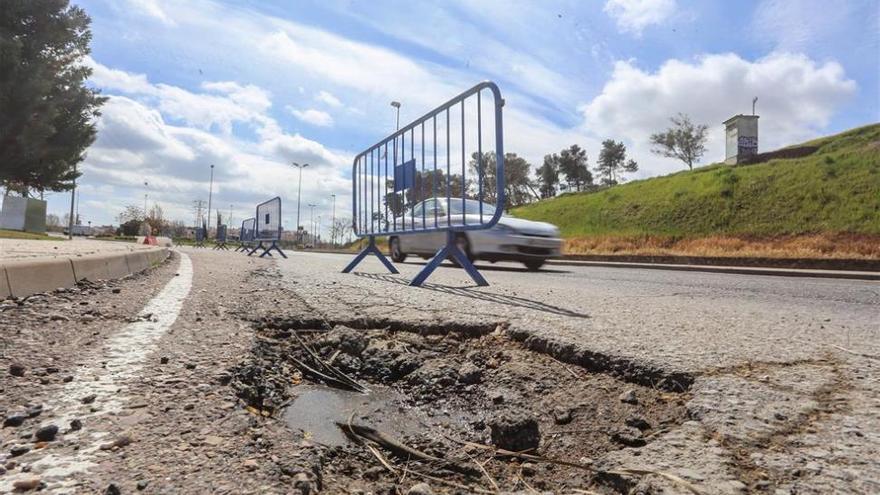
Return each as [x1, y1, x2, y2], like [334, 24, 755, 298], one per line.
[1, 248, 877, 494]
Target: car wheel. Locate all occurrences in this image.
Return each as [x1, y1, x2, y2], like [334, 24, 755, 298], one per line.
[389, 237, 407, 262]
[450, 233, 474, 267]
[524, 259, 545, 271]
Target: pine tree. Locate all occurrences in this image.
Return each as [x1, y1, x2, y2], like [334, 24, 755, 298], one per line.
[0, 0, 107, 196]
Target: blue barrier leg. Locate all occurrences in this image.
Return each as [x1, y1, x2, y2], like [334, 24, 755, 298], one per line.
[410, 231, 489, 287]
[342, 236, 399, 274]
[247, 241, 263, 256]
[409, 245, 449, 287]
[269, 241, 288, 259]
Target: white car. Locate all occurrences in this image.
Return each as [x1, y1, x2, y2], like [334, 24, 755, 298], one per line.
[388, 198, 562, 271]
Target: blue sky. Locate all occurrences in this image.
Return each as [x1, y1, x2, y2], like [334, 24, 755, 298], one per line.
[48, 0, 879, 231]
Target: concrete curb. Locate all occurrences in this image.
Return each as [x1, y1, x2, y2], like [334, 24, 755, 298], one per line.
[0, 248, 170, 299]
[547, 259, 880, 281]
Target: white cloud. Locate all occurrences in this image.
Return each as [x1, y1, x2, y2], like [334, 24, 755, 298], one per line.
[126, 0, 175, 26]
[604, 0, 677, 36]
[580, 52, 857, 175]
[288, 108, 334, 127]
[78, 60, 351, 226]
[315, 90, 343, 108]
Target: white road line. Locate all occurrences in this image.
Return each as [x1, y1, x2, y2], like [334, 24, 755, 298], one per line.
[1, 252, 193, 493]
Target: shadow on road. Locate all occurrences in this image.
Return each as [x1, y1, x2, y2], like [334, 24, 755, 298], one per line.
[353, 272, 591, 319]
[402, 260, 571, 274]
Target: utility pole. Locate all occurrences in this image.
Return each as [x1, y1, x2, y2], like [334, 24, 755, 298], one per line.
[330, 193, 336, 246]
[308, 203, 316, 245]
[206, 164, 215, 235]
[143, 181, 149, 217]
[292, 162, 309, 237]
[193, 200, 206, 229]
[75, 190, 80, 225]
[228, 204, 233, 228]
[317, 216, 322, 246]
[67, 163, 76, 239]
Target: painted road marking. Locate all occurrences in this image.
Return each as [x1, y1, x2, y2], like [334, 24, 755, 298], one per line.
[0, 252, 194, 493]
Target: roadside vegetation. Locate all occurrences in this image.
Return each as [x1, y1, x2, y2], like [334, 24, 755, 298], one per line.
[0, 229, 63, 241]
[512, 124, 880, 259]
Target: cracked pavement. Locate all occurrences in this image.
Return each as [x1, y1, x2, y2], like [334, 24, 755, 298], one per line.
[277, 251, 880, 494]
[1, 248, 877, 493]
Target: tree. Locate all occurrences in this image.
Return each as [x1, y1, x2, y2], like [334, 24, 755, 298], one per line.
[650, 113, 708, 170]
[0, 0, 107, 196]
[468, 151, 534, 209]
[556, 145, 592, 192]
[596, 140, 638, 186]
[536, 154, 560, 198]
[46, 213, 61, 230]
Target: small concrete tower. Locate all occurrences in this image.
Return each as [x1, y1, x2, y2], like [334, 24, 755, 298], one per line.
[724, 114, 759, 164]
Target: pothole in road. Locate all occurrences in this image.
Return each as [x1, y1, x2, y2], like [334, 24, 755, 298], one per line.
[231, 322, 690, 493]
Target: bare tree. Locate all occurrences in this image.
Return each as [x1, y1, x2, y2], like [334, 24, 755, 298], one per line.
[650, 113, 708, 170]
[330, 218, 352, 247]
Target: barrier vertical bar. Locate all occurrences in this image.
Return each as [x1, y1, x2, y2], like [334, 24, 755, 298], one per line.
[461, 101, 466, 226]
[433, 115, 438, 228]
[477, 90, 483, 223]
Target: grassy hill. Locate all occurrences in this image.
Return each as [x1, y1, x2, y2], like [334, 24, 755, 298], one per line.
[512, 124, 880, 258]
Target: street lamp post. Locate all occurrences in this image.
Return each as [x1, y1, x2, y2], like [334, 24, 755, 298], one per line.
[330, 194, 336, 246]
[308, 203, 316, 245]
[206, 164, 215, 233]
[68, 164, 76, 239]
[391, 101, 401, 131]
[143, 181, 149, 218]
[292, 162, 309, 242]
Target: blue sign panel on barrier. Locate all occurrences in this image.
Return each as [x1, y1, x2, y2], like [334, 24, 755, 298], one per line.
[393, 159, 416, 192]
[343, 81, 505, 287]
[248, 197, 287, 258]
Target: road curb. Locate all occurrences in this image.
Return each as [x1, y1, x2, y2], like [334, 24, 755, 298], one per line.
[0, 248, 170, 299]
[547, 259, 880, 281]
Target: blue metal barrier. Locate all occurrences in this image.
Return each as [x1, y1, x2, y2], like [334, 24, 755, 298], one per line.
[236, 217, 255, 252]
[194, 222, 207, 248]
[343, 81, 505, 286]
[213, 224, 229, 250]
[248, 197, 287, 258]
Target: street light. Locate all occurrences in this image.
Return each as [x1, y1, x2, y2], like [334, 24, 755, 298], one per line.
[143, 181, 149, 218]
[292, 162, 310, 240]
[308, 203, 316, 244]
[330, 194, 337, 246]
[207, 164, 215, 234]
[390, 101, 401, 131]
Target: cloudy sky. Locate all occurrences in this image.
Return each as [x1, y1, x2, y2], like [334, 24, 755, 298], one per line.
[49, 0, 879, 232]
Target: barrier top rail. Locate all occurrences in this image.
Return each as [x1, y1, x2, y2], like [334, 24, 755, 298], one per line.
[351, 81, 504, 238]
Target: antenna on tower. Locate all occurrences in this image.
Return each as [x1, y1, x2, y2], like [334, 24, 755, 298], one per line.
[752, 96, 758, 115]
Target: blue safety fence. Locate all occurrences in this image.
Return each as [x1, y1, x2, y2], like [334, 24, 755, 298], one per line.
[194, 221, 207, 248]
[236, 217, 256, 252]
[248, 197, 287, 258]
[213, 224, 229, 250]
[343, 81, 505, 286]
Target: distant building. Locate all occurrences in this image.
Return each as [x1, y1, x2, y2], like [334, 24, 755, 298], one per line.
[724, 114, 759, 164]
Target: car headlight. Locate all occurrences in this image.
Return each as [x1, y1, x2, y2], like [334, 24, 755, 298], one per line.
[494, 224, 519, 234]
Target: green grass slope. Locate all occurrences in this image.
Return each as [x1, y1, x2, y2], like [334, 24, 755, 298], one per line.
[512, 124, 880, 237]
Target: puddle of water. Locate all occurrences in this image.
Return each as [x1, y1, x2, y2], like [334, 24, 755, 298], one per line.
[284, 384, 423, 447]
